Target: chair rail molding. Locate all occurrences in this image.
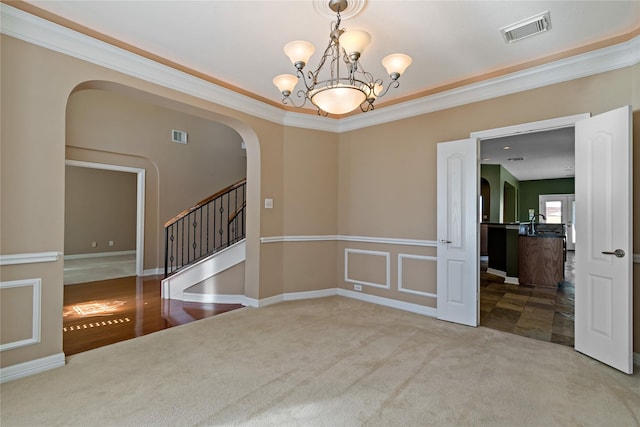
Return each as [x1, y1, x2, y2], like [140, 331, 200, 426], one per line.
[260, 235, 437, 247]
[0, 252, 62, 266]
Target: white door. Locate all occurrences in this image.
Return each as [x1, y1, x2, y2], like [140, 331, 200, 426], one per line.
[437, 139, 478, 326]
[575, 105, 632, 374]
[539, 194, 576, 250]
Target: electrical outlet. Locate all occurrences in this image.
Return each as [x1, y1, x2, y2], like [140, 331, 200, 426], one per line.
[109, 241, 114, 246]
[91, 241, 97, 248]
[354, 284, 362, 291]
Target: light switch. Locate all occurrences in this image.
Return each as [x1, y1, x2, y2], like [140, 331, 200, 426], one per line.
[264, 198, 273, 209]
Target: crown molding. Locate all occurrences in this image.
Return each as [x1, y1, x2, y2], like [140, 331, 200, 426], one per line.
[2, 3, 638, 134]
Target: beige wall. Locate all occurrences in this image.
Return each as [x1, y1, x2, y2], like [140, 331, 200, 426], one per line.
[337, 66, 640, 352]
[66, 88, 248, 268]
[1, 32, 639, 371]
[65, 166, 137, 255]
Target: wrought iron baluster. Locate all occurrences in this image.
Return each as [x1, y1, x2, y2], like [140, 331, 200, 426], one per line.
[164, 179, 246, 277]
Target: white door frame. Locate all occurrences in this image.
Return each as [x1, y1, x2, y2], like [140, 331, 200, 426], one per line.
[469, 114, 589, 308]
[65, 160, 145, 276]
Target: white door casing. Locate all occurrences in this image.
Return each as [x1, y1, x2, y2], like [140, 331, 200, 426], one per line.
[437, 139, 478, 327]
[574, 105, 633, 374]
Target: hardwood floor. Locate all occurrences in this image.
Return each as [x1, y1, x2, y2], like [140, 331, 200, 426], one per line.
[63, 275, 244, 356]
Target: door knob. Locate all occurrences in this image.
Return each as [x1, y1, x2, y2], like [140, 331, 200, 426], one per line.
[602, 249, 625, 258]
[440, 239, 453, 244]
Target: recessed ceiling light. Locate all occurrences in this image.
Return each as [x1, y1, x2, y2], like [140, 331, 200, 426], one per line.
[503, 146, 511, 150]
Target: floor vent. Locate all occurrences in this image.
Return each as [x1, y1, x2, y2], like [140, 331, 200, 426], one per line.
[501, 11, 551, 44]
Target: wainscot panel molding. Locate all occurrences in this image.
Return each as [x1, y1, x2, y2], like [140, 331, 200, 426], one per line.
[398, 253, 437, 298]
[0, 252, 62, 266]
[260, 235, 437, 247]
[0, 279, 42, 351]
[2, 4, 638, 133]
[0, 352, 65, 384]
[345, 249, 391, 290]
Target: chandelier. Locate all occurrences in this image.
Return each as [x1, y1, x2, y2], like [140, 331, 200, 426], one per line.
[273, 0, 412, 116]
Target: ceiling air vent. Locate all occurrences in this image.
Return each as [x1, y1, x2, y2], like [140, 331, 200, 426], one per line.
[501, 11, 551, 44]
[172, 129, 188, 144]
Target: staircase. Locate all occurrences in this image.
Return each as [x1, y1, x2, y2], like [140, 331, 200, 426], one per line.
[162, 179, 246, 300]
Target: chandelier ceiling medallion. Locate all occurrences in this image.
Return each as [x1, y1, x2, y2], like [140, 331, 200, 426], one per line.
[273, 0, 412, 116]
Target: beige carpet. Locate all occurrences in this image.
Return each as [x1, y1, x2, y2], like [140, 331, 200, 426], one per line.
[1, 296, 638, 426]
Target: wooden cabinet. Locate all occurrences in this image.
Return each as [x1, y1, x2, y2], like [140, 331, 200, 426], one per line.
[518, 236, 564, 287]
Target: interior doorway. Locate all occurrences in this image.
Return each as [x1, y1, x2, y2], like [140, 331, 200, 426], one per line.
[473, 114, 587, 346]
[64, 160, 146, 279]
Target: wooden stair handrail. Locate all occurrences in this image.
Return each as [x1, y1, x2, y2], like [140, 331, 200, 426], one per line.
[164, 178, 246, 228]
[228, 201, 247, 223]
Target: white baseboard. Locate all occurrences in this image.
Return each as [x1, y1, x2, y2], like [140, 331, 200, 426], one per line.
[487, 268, 519, 285]
[64, 250, 135, 260]
[183, 288, 337, 306]
[337, 288, 437, 317]
[182, 292, 248, 305]
[143, 268, 163, 276]
[284, 288, 338, 301]
[0, 352, 65, 384]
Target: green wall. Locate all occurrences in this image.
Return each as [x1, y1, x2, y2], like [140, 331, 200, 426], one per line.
[518, 178, 575, 221]
[481, 164, 520, 223]
[481, 166, 574, 223]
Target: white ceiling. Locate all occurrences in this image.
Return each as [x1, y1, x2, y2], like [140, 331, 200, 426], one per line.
[25, 0, 639, 110]
[21, 1, 638, 181]
[480, 127, 575, 181]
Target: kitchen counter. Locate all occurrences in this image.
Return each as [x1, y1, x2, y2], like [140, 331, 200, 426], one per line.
[518, 234, 565, 287]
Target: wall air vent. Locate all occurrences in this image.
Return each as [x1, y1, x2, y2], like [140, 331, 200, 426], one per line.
[171, 129, 188, 144]
[501, 11, 551, 44]
[507, 157, 525, 162]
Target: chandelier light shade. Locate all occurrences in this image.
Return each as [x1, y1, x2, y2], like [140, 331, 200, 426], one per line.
[381, 54, 413, 79]
[339, 29, 371, 58]
[311, 85, 367, 115]
[283, 41, 315, 68]
[273, 0, 411, 116]
[273, 74, 299, 97]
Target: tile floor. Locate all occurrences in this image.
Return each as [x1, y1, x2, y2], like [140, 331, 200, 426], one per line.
[480, 251, 575, 347]
[64, 253, 136, 285]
